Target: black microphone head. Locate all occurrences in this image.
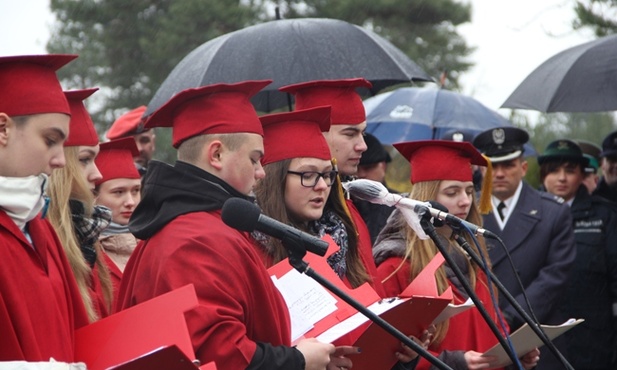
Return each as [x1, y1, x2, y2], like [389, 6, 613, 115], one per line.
[428, 201, 447, 227]
[221, 197, 260, 232]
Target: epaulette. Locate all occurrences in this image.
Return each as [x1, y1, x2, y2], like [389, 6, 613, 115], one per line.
[540, 191, 565, 204]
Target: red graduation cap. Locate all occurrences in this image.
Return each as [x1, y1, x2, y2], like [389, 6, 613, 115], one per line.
[95, 137, 141, 186]
[64, 88, 100, 147]
[279, 78, 371, 125]
[260, 106, 332, 166]
[0, 54, 77, 116]
[106, 106, 147, 140]
[145, 80, 272, 148]
[394, 140, 487, 184]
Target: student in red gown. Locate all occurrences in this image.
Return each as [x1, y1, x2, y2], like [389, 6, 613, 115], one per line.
[47, 88, 115, 320]
[280, 79, 385, 297]
[0, 54, 89, 361]
[254, 106, 425, 368]
[116, 81, 356, 369]
[94, 137, 141, 302]
[372, 140, 540, 370]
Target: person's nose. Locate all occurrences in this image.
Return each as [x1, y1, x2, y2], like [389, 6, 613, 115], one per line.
[125, 194, 137, 207]
[50, 148, 66, 169]
[493, 165, 506, 178]
[459, 193, 472, 208]
[255, 161, 266, 180]
[90, 163, 103, 184]
[356, 136, 368, 153]
[313, 175, 329, 190]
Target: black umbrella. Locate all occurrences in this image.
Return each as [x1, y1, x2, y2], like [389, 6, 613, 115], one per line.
[501, 34, 617, 113]
[145, 18, 433, 115]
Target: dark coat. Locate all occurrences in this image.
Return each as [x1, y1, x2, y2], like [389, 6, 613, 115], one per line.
[560, 185, 617, 370]
[593, 177, 617, 203]
[482, 182, 576, 370]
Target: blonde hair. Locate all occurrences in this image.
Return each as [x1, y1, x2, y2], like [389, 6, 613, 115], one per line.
[47, 146, 113, 322]
[389, 180, 492, 344]
[178, 133, 248, 164]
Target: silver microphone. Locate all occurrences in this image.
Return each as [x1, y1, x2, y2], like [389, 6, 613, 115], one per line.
[345, 179, 497, 239]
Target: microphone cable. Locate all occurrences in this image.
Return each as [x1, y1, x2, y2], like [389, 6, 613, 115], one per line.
[453, 223, 523, 370]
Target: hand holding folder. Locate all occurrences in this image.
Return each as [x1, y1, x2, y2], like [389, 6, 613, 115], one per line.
[268, 236, 453, 370]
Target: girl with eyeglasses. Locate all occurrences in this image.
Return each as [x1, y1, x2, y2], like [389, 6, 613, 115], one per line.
[254, 106, 424, 368]
[254, 106, 371, 288]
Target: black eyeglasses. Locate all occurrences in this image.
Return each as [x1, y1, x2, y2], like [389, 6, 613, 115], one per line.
[287, 170, 338, 187]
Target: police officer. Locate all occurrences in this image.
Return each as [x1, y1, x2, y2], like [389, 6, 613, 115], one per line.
[473, 127, 576, 370]
[538, 139, 617, 370]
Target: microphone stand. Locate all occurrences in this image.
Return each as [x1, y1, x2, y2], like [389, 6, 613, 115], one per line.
[281, 239, 453, 370]
[452, 231, 575, 370]
[418, 216, 521, 367]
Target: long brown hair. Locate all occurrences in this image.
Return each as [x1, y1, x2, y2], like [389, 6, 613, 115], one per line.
[384, 180, 492, 344]
[254, 159, 370, 287]
[47, 146, 113, 322]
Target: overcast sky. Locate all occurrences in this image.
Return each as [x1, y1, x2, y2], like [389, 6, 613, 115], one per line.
[0, 0, 595, 114]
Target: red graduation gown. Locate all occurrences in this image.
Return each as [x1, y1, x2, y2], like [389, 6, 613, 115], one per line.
[117, 210, 292, 368]
[102, 252, 123, 306]
[377, 256, 507, 370]
[346, 199, 387, 297]
[90, 263, 111, 318]
[0, 211, 89, 361]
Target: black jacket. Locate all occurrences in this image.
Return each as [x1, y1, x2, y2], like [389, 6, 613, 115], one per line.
[593, 177, 617, 203]
[560, 185, 617, 370]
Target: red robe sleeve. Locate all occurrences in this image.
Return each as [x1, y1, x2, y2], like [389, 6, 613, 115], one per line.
[117, 211, 292, 368]
[346, 199, 387, 297]
[376, 256, 508, 370]
[0, 211, 89, 361]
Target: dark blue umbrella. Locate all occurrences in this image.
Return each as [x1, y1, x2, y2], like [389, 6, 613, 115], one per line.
[364, 87, 527, 146]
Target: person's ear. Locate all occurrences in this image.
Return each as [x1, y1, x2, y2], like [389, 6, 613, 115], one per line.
[521, 159, 528, 176]
[206, 140, 224, 170]
[0, 113, 11, 146]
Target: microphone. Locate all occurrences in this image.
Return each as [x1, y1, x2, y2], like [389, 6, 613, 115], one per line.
[221, 197, 328, 257]
[345, 179, 497, 239]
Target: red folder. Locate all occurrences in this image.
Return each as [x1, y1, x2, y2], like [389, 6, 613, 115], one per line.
[107, 345, 198, 370]
[75, 284, 199, 370]
[269, 236, 452, 369]
[340, 254, 452, 370]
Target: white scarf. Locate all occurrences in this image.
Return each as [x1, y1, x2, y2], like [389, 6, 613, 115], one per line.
[0, 174, 49, 231]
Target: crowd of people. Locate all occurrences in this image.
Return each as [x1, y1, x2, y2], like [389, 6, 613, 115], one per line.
[1, 53, 616, 370]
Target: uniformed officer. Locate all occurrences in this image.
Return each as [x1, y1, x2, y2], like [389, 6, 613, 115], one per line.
[575, 139, 602, 194]
[473, 126, 576, 370]
[594, 130, 617, 203]
[538, 139, 617, 370]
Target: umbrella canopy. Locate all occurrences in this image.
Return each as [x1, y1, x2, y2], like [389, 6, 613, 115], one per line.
[146, 17, 432, 115]
[501, 34, 617, 113]
[365, 87, 518, 144]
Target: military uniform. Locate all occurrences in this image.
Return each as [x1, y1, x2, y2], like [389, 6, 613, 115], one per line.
[473, 127, 576, 370]
[538, 139, 617, 370]
[561, 185, 617, 369]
